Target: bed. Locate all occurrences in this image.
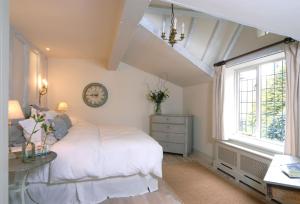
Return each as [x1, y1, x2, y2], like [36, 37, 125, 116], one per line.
[18, 120, 163, 204]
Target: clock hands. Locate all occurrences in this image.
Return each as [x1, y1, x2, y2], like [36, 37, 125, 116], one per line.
[86, 94, 99, 97]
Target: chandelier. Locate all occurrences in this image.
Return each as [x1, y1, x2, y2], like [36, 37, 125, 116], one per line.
[161, 4, 185, 47]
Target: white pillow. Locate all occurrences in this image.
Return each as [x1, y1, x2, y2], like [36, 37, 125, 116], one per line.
[69, 116, 79, 125]
[44, 110, 59, 120]
[41, 133, 57, 145]
[19, 118, 42, 144]
[30, 106, 38, 117]
[31, 106, 58, 121]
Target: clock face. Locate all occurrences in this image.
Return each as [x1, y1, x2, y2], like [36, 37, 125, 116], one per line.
[82, 83, 108, 107]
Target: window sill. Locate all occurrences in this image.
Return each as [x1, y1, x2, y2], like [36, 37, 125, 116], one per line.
[230, 134, 283, 153]
[218, 140, 274, 160]
[219, 137, 283, 160]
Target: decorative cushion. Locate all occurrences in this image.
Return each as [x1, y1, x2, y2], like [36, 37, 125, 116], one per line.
[52, 116, 69, 140]
[57, 114, 72, 129]
[18, 118, 42, 144]
[9, 124, 25, 146]
[23, 105, 50, 119]
[23, 106, 32, 119]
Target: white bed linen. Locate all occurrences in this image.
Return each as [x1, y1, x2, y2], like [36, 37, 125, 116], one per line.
[10, 175, 158, 204]
[28, 121, 163, 184]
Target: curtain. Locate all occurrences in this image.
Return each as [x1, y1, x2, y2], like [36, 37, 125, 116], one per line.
[284, 42, 300, 156]
[212, 65, 225, 140]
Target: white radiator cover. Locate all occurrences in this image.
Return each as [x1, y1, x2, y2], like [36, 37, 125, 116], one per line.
[214, 142, 272, 194]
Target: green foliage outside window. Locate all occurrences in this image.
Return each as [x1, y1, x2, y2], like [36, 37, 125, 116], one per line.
[238, 59, 286, 143]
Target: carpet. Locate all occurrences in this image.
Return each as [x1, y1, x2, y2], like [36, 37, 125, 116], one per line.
[163, 154, 266, 204]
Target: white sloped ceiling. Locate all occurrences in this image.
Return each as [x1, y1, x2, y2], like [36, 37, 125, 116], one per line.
[161, 0, 300, 41]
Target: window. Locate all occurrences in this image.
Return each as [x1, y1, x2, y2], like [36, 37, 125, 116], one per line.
[236, 58, 286, 145]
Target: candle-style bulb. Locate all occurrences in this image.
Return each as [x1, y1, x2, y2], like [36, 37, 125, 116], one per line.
[42, 79, 48, 88]
[162, 21, 166, 33]
[174, 18, 177, 29]
[182, 22, 185, 33]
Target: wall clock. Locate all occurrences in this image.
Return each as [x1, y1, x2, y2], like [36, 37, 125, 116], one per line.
[82, 83, 108, 107]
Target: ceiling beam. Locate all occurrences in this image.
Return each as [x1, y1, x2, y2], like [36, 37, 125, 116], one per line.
[200, 19, 240, 66]
[222, 24, 243, 60]
[184, 17, 196, 48]
[107, 0, 150, 70]
[201, 20, 220, 61]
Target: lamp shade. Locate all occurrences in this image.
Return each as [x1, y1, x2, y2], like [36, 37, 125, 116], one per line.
[8, 100, 24, 120]
[57, 102, 68, 112]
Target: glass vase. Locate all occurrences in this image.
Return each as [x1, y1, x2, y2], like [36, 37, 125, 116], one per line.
[41, 144, 50, 157]
[22, 141, 36, 163]
[154, 103, 162, 115]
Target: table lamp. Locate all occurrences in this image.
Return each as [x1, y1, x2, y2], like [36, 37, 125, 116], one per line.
[57, 102, 68, 113]
[8, 100, 24, 158]
[8, 100, 24, 125]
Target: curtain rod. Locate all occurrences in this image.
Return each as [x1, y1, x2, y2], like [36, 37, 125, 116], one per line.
[214, 37, 296, 67]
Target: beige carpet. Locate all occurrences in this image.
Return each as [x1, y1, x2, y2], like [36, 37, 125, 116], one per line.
[103, 154, 267, 204]
[163, 154, 266, 204]
[102, 179, 182, 204]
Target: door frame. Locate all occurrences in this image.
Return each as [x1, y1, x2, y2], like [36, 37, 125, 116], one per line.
[0, 0, 9, 203]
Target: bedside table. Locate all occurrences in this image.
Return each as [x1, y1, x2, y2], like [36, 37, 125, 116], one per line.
[9, 151, 57, 204]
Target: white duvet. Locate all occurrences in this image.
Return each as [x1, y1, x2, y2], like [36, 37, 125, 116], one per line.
[28, 121, 163, 184]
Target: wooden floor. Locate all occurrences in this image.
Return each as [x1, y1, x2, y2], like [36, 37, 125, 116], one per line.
[102, 154, 267, 204]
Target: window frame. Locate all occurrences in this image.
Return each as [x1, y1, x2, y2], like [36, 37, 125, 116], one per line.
[234, 57, 286, 147]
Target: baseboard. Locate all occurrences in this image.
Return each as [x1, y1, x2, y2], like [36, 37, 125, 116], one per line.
[190, 149, 214, 169]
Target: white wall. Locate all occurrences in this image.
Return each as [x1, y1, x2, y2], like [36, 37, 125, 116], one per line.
[183, 82, 214, 158]
[48, 59, 183, 133]
[9, 28, 48, 107]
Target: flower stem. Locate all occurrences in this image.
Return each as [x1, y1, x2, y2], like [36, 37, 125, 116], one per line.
[26, 121, 38, 146]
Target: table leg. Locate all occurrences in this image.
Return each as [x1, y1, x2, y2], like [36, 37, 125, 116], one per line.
[20, 175, 26, 204]
[26, 188, 39, 204]
[22, 172, 39, 204]
[9, 171, 28, 204]
[266, 184, 272, 201]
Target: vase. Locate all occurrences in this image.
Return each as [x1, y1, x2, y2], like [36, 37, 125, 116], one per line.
[41, 144, 50, 157]
[22, 141, 36, 163]
[154, 103, 162, 114]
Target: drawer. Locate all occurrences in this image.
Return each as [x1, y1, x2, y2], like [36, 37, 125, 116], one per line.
[271, 185, 300, 204]
[151, 124, 186, 133]
[159, 141, 185, 154]
[152, 132, 185, 143]
[152, 116, 185, 124]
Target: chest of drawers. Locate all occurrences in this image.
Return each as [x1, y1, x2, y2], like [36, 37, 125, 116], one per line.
[150, 114, 193, 156]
